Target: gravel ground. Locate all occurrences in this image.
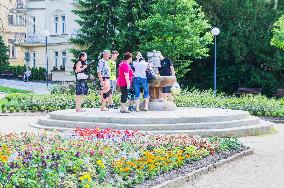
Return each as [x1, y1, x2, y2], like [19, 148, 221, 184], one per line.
[180, 124, 284, 188]
[0, 116, 283, 188]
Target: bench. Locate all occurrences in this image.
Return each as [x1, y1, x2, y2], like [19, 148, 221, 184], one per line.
[0, 71, 16, 79]
[273, 89, 284, 98]
[235, 88, 262, 97]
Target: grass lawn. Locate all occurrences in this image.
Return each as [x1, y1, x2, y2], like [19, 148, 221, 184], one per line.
[0, 85, 32, 94]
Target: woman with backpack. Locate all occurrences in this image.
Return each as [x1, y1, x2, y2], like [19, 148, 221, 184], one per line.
[74, 52, 89, 112]
[133, 56, 150, 111]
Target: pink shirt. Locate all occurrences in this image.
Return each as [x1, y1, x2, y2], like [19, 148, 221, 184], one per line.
[117, 60, 134, 87]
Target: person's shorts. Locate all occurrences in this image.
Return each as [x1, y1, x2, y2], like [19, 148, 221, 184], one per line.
[162, 86, 172, 94]
[110, 80, 117, 95]
[76, 80, 88, 95]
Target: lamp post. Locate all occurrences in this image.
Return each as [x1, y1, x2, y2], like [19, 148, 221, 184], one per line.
[211, 27, 220, 97]
[44, 30, 50, 87]
[24, 52, 30, 82]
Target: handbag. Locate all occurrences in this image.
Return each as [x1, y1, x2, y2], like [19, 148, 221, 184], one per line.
[146, 68, 156, 83]
[77, 72, 89, 80]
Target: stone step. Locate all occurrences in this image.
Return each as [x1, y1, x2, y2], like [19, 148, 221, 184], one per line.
[150, 121, 274, 137]
[29, 121, 274, 137]
[49, 109, 251, 124]
[38, 116, 261, 130]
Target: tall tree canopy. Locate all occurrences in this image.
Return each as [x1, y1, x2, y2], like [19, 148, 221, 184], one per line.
[71, 0, 212, 78]
[271, 15, 284, 51]
[138, 0, 212, 77]
[185, 0, 284, 95]
[70, 0, 154, 60]
[0, 35, 9, 65]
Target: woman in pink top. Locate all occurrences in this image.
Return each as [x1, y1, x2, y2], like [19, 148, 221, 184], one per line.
[117, 52, 134, 113]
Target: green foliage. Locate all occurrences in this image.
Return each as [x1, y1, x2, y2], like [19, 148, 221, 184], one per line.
[138, 0, 212, 77]
[209, 137, 244, 151]
[0, 64, 46, 81]
[0, 35, 9, 65]
[0, 89, 283, 117]
[71, 0, 154, 60]
[0, 86, 31, 94]
[175, 89, 283, 117]
[185, 0, 284, 96]
[271, 15, 284, 50]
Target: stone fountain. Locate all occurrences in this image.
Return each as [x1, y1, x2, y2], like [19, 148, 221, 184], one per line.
[143, 50, 177, 111]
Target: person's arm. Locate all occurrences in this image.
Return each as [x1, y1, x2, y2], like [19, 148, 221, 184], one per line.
[97, 61, 104, 83]
[171, 66, 175, 76]
[124, 72, 130, 89]
[169, 59, 175, 76]
[75, 61, 87, 73]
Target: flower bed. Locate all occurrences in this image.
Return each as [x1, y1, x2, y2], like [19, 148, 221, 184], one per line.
[0, 128, 248, 188]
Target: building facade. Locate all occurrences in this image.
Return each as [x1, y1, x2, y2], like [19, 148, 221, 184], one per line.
[17, 0, 79, 81]
[0, 0, 27, 66]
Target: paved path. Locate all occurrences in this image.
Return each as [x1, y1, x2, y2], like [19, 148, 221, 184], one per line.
[0, 115, 44, 133]
[180, 124, 284, 188]
[0, 79, 51, 94]
[0, 116, 283, 187]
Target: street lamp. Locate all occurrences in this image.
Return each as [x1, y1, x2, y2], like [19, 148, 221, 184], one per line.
[24, 52, 30, 82]
[44, 30, 50, 87]
[211, 27, 220, 97]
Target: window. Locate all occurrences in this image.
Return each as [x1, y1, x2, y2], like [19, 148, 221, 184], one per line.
[54, 51, 58, 68]
[62, 51, 66, 67]
[61, 15, 66, 34]
[32, 17, 36, 34]
[54, 16, 58, 34]
[8, 14, 14, 25]
[10, 45, 16, 58]
[32, 52, 36, 68]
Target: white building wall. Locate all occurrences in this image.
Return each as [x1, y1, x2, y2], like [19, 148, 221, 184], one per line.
[24, 0, 79, 80]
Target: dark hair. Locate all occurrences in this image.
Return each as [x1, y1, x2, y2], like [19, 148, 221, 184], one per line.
[124, 52, 132, 60]
[139, 57, 145, 62]
[78, 52, 87, 60]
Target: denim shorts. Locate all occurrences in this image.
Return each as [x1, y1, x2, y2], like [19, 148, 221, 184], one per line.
[133, 77, 150, 100]
[76, 80, 88, 95]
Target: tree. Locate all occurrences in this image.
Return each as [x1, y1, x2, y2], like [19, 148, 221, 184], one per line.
[184, 0, 284, 96]
[0, 35, 9, 65]
[71, 0, 154, 60]
[271, 15, 284, 50]
[138, 0, 212, 78]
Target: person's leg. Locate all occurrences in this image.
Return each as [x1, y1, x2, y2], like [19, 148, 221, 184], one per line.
[75, 80, 85, 112]
[108, 80, 115, 108]
[142, 78, 150, 111]
[101, 79, 110, 111]
[133, 78, 141, 112]
[75, 95, 82, 111]
[120, 86, 129, 113]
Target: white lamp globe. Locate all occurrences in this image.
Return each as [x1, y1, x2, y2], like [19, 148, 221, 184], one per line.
[44, 30, 50, 37]
[211, 27, 220, 36]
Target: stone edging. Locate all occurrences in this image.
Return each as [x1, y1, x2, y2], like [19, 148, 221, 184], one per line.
[0, 113, 47, 116]
[153, 148, 254, 188]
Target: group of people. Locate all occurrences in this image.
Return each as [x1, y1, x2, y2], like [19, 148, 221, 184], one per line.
[73, 50, 175, 113]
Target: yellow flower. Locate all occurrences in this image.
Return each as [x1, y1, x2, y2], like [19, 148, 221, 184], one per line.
[96, 160, 106, 169]
[79, 172, 92, 183]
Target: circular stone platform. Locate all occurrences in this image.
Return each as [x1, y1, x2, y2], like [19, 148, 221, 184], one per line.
[30, 108, 274, 137]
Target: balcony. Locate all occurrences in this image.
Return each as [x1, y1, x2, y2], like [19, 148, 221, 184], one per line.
[15, 33, 46, 47]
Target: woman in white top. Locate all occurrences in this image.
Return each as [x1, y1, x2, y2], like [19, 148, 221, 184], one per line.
[133, 57, 150, 111]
